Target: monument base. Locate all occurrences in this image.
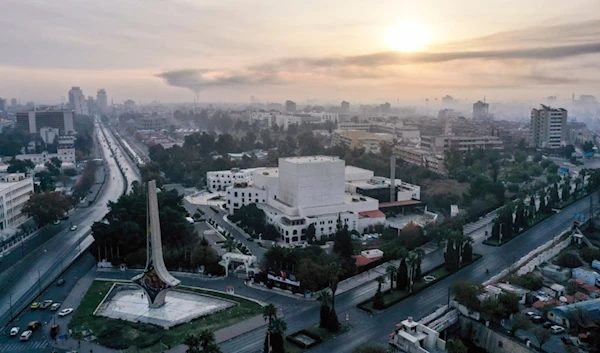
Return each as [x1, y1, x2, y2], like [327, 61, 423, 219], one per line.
[94, 283, 236, 329]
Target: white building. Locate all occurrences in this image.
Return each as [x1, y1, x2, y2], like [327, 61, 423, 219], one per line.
[15, 136, 76, 164]
[218, 156, 395, 244]
[0, 173, 34, 231]
[530, 105, 567, 149]
[68, 86, 89, 115]
[207, 167, 266, 193]
[389, 317, 447, 353]
[39, 127, 60, 144]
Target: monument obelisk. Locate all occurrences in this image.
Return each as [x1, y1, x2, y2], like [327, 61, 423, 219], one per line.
[132, 180, 181, 308]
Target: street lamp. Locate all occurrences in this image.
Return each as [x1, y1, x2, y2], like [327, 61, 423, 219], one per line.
[8, 293, 13, 321]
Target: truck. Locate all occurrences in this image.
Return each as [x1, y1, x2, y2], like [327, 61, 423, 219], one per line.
[572, 268, 600, 286]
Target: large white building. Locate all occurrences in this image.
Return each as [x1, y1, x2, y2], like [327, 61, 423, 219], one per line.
[97, 89, 108, 113]
[0, 173, 34, 231]
[68, 86, 89, 115]
[15, 136, 76, 164]
[214, 156, 420, 244]
[530, 105, 567, 149]
[15, 109, 75, 135]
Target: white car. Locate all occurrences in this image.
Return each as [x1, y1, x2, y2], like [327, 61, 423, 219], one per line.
[550, 325, 565, 334]
[525, 311, 536, 318]
[70, 225, 78, 231]
[20, 330, 32, 341]
[9, 327, 19, 336]
[58, 308, 73, 317]
[50, 303, 62, 311]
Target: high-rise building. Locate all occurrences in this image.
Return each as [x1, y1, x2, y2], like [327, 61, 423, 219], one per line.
[10, 98, 17, 107]
[68, 86, 89, 115]
[16, 109, 75, 135]
[472, 101, 489, 120]
[530, 105, 567, 149]
[341, 101, 350, 113]
[285, 100, 296, 112]
[97, 89, 108, 113]
[0, 98, 6, 112]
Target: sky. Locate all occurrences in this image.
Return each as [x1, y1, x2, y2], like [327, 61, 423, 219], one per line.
[1, 0, 600, 105]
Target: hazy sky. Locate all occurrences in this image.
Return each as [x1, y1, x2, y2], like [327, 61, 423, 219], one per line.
[1, 0, 600, 105]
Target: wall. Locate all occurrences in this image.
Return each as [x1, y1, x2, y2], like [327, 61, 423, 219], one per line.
[459, 317, 541, 353]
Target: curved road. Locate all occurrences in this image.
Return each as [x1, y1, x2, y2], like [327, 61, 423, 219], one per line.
[0, 120, 140, 329]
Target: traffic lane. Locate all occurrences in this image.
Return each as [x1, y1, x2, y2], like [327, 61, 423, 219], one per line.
[0, 127, 127, 326]
[1, 253, 95, 345]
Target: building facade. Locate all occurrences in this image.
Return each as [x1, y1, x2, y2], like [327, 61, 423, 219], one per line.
[472, 101, 489, 120]
[331, 130, 394, 153]
[15, 136, 76, 164]
[16, 109, 75, 135]
[395, 146, 447, 175]
[285, 100, 296, 112]
[0, 173, 34, 230]
[421, 135, 503, 153]
[68, 86, 89, 115]
[97, 89, 108, 113]
[530, 105, 567, 149]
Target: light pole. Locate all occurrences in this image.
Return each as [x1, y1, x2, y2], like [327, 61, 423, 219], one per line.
[8, 293, 13, 321]
[37, 269, 42, 295]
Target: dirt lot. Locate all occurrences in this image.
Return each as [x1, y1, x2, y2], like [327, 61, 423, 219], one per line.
[420, 178, 469, 199]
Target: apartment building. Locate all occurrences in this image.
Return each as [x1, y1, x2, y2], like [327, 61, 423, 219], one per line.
[16, 109, 75, 135]
[0, 173, 34, 230]
[421, 135, 503, 153]
[530, 105, 567, 149]
[331, 130, 394, 153]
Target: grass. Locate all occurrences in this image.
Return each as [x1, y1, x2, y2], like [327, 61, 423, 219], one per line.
[357, 254, 482, 313]
[68, 280, 263, 352]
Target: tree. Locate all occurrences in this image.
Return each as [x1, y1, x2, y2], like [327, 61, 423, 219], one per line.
[326, 262, 342, 332]
[528, 194, 536, 217]
[556, 252, 583, 268]
[446, 339, 468, 353]
[562, 182, 571, 203]
[533, 328, 552, 348]
[451, 281, 481, 311]
[514, 199, 526, 232]
[563, 144, 576, 159]
[582, 141, 594, 153]
[445, 236, 459, 272]
[397, 257, 408, 291]
[317, 291, 332, 328]
[263, 303, 277, 325]
[22, 191, 72, 226]
[8, 158, 34, 173]
[306, 223, 316, 243]
[185, 330, 221, 353]
[509, 313, 532, 335]
[264, 317, 287, 353]
[386, 265, 397, 290]
[462, 239, 473, 264]
[497, 292, 520, 317]
[223, 236, 236, 252]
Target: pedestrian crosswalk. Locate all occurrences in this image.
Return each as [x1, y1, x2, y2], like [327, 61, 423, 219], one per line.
[0, 339, 48, 352]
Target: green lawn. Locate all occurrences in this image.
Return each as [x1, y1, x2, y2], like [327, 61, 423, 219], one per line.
[69, 280, 263, 352]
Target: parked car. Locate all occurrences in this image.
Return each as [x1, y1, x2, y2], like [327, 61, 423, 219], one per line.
[525, 311, 536, 318]
[550, 325, 565, 334]
[40, 300, 53, 309]
[27, 321, 41, 331]
[50, 303, 61, 311]
[20, 330, 32, 341]
[531, 315, 544, 324]
[53, 220, 60, 225]
[58, 308, 73, 317]
[57, 278, 66, 286]
[9, 327, 20, 336]
[30, 302, 40, 310]
[561, 336, 574, 345]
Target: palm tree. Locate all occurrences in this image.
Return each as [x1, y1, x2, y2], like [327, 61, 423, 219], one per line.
[317, 291, 332, 307]
[317, 290, 332, 328]
[198, 329, 216, 350]
[375, 275, 386, 292]
[224, 236, 236, 252]
[406, 250, 419, 293]
[327, 262, 342, 310]
[184, 334, 201, 353]
[460, 236, 474, 266]
[265, 317, 288, 353]
[412, 248, 425, 280]
[263, 303, 277, 325]
[386, 265, 397, 290]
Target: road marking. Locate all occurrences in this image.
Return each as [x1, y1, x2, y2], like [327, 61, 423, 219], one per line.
[0, 339, 48, 352]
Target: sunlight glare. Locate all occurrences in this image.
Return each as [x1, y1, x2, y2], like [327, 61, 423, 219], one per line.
[386, 22, 430, 52]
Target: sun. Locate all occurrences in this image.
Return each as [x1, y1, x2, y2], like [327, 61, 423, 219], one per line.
[386, 22, 430, 52]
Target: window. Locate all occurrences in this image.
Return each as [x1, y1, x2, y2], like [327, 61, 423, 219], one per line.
[292, 236, 298, 242]
[234, 192, 238, 197]
[293, 230, 297, 235]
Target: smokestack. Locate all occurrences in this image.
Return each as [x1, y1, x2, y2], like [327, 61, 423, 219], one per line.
[390, 155, 396, 203]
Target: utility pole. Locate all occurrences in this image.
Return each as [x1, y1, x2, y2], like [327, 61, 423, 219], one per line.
[8, 293, 13, 320]
[37, 269, 42, 295]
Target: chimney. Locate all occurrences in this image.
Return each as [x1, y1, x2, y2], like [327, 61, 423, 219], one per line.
[390, 155, 396, 203]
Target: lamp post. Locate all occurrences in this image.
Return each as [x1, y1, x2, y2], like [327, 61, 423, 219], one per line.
[8, 293, 13, 321]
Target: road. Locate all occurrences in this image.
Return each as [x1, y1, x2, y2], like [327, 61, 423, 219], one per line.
[0, 119, 140, 334]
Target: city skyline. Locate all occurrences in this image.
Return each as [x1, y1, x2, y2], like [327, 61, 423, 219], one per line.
[1, 0, 600, 103]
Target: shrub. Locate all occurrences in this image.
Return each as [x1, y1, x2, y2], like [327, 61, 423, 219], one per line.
[556, 252, 583, 268]
[509, 273, 544, 290]
[580, 247, 600, 264]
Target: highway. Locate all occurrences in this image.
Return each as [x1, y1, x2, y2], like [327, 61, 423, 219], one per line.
[0, 119, 140, 332]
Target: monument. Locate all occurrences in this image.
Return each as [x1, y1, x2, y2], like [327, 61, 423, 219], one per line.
[132, 180, 181, 307]
[94, 180, 235, 328]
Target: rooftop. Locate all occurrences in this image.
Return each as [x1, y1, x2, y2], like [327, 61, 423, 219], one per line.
[281, 155, 340, 164]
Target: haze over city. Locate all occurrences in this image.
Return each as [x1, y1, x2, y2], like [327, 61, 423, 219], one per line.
[2, 0, 600, 104]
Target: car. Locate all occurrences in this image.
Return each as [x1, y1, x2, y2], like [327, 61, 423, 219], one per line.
[27, 321, 41, 331]
[20, 330, 32, 341]
[57, 278, 66, 286]
[40, 300, 53, 309]
[525, 311, 536, 318]
[550, 325, 565, 334]
[50, 303, 62, 311]
[9, 327, 20, 336]
[423, 275, 436, 283]
[30, 302, 41, 310]
[53, 220, 60, 225]
[531, 315, 544, 324]
[542, 321, 553, 328]
[58, 308, 74, 317]
[70, 225, 78, 231]
[561, 336, 574, 345]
